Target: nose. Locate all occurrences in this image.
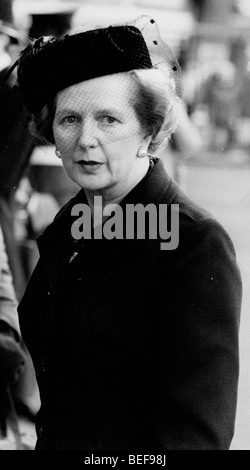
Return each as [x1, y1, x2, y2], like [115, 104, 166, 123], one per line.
[78, 118, 98, 149]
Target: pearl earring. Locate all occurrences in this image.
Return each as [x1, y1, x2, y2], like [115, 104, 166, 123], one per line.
[137, 147, 148, 159]
[55, 148, 61, 158]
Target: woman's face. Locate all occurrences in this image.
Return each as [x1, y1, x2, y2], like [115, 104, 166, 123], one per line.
[53, 73, 149, 198]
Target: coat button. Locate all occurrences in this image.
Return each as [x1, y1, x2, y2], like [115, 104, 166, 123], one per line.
[38, 426, 43, 439]
[41, 359, 46, 373]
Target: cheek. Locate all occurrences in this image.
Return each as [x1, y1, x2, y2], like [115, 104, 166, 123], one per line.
[52, 124, 63, 147]
[102, 143, 127, 167]
[105, 133, 142, 157]
[113, 136, 142, 161]
[103, 145, 135, 176]
[53, 127, 77, 152]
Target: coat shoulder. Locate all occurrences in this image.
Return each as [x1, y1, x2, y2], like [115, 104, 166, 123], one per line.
[165, 183, 235, 251]
[54, 190, 83, 221]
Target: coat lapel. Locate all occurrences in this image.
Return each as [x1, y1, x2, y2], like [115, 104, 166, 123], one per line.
[36, 189, 87, 288]
[35, 158, 179, 285]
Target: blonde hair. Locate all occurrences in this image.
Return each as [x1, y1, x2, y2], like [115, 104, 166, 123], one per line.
[129, 68, 180, 154]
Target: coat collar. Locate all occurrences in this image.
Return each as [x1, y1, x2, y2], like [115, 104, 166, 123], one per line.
[119, 158, 178, 207]
[36, 159, 179, 285]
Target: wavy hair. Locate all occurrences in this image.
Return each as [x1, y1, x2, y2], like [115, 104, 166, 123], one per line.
[129, 68, 180, 154]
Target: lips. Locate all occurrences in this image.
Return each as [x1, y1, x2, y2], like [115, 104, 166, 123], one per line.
[78, 160, 102, 165]
[76, 160, 104, 172]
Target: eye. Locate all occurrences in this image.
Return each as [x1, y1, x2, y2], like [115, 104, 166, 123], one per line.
[101, 116, 118, 125]
[62, 116, 79, 125]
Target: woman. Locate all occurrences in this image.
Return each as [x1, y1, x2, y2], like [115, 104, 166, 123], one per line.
[13, 18, 241, 450]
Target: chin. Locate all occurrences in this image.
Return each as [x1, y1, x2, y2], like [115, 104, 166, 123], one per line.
[74, 175, 110, 192]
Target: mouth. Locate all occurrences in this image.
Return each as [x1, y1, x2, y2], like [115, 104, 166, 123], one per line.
[76, 160, 104, 171]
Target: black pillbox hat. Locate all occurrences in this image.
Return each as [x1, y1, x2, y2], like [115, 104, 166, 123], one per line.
[17, 25, 153, 114]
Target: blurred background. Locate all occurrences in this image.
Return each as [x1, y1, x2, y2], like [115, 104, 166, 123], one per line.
[1, 0, 250, 450]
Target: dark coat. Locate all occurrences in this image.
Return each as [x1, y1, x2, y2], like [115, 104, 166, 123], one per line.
[18, 159, 242, 450]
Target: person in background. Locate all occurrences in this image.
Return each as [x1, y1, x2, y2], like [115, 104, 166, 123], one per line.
[1, 0, 76, 295]
[0, 223, 27, 449]
[0, 0, 39, 435]
[200, 62, 240, 151]
[1, 1, 76, 432]
[0, 0, 33, 300]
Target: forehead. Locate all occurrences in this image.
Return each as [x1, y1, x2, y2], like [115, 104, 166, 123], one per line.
[55, 73, 136, 112]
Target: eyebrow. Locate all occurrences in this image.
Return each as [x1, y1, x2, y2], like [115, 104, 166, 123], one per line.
[55, 107, 81, 116]
[95, 107, 123, 117]
[55, 106, 124, 118]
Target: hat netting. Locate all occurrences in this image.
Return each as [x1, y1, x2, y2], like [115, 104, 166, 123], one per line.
[7, 16, 182, 157]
